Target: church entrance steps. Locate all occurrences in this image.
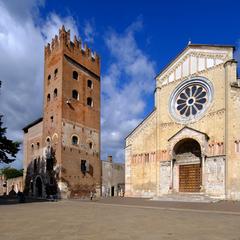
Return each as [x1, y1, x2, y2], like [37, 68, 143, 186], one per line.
[152, 193, 220, 203]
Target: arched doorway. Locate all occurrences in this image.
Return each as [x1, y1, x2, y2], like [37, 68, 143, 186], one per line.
[35, 177, 43, 197]
[173, 138, 202, 192]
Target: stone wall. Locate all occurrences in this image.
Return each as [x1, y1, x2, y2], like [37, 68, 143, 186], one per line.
[126, 111, 157, 196]
[102, 159, 125, 196]
[205, 156, 225, 197]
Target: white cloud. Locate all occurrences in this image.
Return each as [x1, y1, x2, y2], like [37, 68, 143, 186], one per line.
[41, 13, 79, 43]
[0, 0, 78, 169]
[83, 19, 96, 43]
[101, 20, 156, 162]
[0, 0, 156, 167]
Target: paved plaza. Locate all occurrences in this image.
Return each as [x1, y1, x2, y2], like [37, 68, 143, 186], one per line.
[1, 197, 240, 240]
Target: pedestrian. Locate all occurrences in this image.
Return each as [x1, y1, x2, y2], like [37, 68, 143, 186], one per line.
[90, 191, 93, 200]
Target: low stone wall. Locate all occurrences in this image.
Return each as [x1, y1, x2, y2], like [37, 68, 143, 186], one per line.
[0, 176, 24, 195]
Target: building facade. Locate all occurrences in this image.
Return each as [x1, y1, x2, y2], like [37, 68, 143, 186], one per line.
[101, 156, 125, 197]
[23, 26, 101, 198]
[125, 44, 240, 200]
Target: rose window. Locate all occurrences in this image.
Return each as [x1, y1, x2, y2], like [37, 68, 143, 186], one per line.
[176, 85, 207, 117]
[169, 78, 213, 123]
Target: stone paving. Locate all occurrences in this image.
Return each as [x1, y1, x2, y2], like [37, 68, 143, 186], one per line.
[1, 197, 240, 240]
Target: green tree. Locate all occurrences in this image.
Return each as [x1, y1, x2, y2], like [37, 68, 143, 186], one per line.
[1, 167, 23, 179]
[0, 81, 20, 164]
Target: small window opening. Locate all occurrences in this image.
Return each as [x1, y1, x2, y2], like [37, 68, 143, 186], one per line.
[50, 116, 54, 122]
[31, 144, 34, 151]
[81, 160, 89, 174]
[37, 142, 40, 149]
[87, 97, 93, 107]
[54, 88, 58, 98]
[47, 94, 50, 102]
[72, 136, 78, 145]
[48, 75, 51, 81]
[72, 90, 79, 100]
[54, 68, 58, 77]
[73, 71, 78, 80]
[87, 80, 93, 88]
[89, 142, 93, 149]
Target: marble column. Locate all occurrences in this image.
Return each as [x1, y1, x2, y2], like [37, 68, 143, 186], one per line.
[201, 154, 205, 192]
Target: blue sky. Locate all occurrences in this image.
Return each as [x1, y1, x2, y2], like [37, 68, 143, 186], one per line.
[0, 0, 240, 168]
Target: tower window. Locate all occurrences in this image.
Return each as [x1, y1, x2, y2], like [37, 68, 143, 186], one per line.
[50, 116, 54, 122]
[54, 68, 58, 77]
[48, 75, 51, 81]
[89, 142, 93, 149]
[87, 97, 93, 107]
[73, 71, 78, 80]
[47, 94, 50, 102]
[72, 135, 79, 145]
[46, 137, 51, 144]
[31, 143, 34, 151]
[87, 80, 93, 89]
[81, 160, 89, 174]
[54, 88, 58, 98]
[37, 142, 40, 149]
[72, 90, 79, 100]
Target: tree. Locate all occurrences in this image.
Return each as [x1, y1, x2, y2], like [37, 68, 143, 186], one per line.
[0, 81, 20, 164]
[1, 167, 23, 179]
[0, 115, 20, 164]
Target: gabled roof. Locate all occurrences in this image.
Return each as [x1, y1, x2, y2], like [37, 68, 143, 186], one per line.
[156, 43, 235, 80]
[168, 126, 209, 142]
[22, 117, 43, 133]
[125, 108, 156, 140]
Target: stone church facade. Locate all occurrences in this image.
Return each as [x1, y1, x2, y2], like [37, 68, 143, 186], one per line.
[125, 44, 240, 200]
[23, 26, 101, 198]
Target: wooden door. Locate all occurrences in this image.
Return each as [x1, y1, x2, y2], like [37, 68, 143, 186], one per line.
[179, 164, 201, 192]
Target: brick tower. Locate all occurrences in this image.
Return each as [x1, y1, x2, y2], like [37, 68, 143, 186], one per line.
[43, 26, 101, 198]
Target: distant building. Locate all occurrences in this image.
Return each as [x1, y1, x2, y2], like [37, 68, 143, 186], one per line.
[0, 174, 6, 195]
[0, 173, 23, 195]
[22, 26, 101, 199]
[101, 156, 125, 197]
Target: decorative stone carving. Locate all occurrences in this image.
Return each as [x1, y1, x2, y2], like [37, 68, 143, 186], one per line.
[168, 126, 209, 157]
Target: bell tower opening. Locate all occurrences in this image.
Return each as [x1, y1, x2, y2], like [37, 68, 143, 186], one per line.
[173, 138, 202, 193]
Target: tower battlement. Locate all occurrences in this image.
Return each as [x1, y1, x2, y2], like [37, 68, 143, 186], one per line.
[44, 25, 100, 66]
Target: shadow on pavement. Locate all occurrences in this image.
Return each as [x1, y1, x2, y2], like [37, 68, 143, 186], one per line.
[0, 196, 49, 205]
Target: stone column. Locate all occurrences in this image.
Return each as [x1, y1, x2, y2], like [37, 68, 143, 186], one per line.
[201, 154, 205, 192]
[170, 159, 173, 193]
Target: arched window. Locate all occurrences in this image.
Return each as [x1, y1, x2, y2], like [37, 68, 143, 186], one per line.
[72, 90, 79, 100]
[31, 143, 34, 151]
[37, 142, 40, 149]
[47, 94, 50, 102]
[89, 142, 93, 149]
[54, 88, 58, 97]
[46, 137, 51, 144]
[48, 75, 51, 81]
[73, 71, 78, 80]
[72, 135, 78, 145]
[54, 68, 58, 77]
[87, 80, 93, 88]
[87, 97, 93, 107]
